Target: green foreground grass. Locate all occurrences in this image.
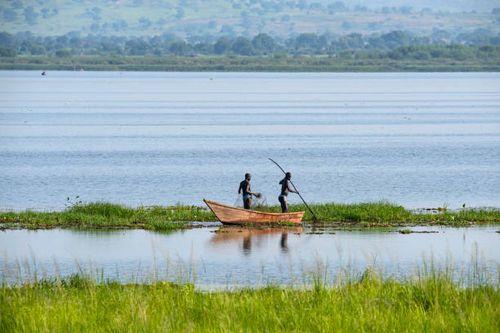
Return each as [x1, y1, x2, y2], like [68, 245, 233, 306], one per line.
[1, 202, 499, 231]
[1, 274, 498, 332]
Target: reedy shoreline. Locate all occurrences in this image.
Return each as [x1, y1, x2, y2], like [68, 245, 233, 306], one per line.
[1, 52, 499, 72]
[0, 202, 498, 231]
[1, 272, 498, 333]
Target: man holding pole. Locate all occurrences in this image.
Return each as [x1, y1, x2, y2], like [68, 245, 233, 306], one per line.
[269, 158, 319, 222]
[278, 172, 298, 213]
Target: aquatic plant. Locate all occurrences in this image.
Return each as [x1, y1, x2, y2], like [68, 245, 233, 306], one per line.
[0, 201, 498, 230]
[0, 269, 498, 333]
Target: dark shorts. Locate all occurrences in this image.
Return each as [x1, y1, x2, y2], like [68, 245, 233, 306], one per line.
[243, 195, 252, 209]
[278, 195, 288, 213]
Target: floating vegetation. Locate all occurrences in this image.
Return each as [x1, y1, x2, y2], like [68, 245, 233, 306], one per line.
[399, 229, 439, 234]
[0, 201, 498, 231]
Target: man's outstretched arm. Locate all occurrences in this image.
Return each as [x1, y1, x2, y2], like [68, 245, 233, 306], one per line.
[288, 181, 299, 194]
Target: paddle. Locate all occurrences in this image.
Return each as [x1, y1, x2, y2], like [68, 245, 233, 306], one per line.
[269, 158, 319, 223]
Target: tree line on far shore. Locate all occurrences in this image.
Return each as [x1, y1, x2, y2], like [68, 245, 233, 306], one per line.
[0, 30, 498, 60]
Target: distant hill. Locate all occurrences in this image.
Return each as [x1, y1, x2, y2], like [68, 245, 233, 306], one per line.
[0, 0, 498, 38]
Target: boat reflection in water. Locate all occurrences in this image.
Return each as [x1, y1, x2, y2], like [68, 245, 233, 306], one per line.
[210, 227, 303, 255]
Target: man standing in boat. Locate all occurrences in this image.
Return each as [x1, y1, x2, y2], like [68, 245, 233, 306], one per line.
[279, 172, 298, 213]
[238, 173, 260, 209]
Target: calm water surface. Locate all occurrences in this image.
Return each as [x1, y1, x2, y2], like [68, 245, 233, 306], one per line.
[0, 71, 499, 210]
[0, 226, 498, 288]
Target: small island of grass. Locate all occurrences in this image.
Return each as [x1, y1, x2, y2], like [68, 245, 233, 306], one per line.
[1, 202, 498, 231]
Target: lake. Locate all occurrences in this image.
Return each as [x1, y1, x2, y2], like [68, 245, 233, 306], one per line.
[1, 226, 498, 288]
[0, 71, 499, 210]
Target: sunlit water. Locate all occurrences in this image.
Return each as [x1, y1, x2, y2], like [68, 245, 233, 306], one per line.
[0, 71, 499, 210]
[0, 226, 498, 288]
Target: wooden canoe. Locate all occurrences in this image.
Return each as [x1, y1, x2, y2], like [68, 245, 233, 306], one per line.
[203, 199, 305, 225]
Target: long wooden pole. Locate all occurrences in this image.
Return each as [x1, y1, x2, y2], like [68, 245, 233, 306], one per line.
[269, 158, 319, 223]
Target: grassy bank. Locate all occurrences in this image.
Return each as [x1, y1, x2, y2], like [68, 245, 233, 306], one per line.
[1, 273, 498, 332]
[1, 55, 499, 72]
[0, 202, 201, 231]
[262, 202, 500, 227]
[0, 202, 499, 230]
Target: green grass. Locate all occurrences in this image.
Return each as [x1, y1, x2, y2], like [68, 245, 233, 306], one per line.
[1, 273, 498, 332]
[1, 55, 499, 72]
[285, 202, 500, 226]
[1, 201, 498, 230]
[0, 202, 212, 231]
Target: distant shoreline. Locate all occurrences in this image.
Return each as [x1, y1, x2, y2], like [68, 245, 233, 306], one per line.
[1, 56, 498, 72]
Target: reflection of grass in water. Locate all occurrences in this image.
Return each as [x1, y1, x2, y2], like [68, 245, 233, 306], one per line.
[1, 263, 498, 332]
[1, 201, 499, 230]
